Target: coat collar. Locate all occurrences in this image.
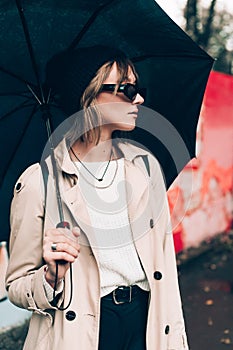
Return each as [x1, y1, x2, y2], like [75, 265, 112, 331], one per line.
[53, 138, 149, 174]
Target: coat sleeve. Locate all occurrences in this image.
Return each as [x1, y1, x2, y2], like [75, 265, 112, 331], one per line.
[5, 163, 62, 313]
[149, 154, 189, 350]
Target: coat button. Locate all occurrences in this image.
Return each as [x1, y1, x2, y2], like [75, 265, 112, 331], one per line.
[154, 271, 162, 280]
[15, 183, 22, 191]
[150, 218, 154, 228]
[65, 310, 76, 321]
[165, 325, 170, 334]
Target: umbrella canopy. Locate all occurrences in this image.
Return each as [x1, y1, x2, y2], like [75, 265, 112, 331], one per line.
[0, 0, 214, 242]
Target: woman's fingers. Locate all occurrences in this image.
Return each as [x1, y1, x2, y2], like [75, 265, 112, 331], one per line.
[49, 241, 80, 257]
[72, 226, 81, 238]
[45, 250, 77, 263]
[44, 228, 80, 251]
[43, 227, 81, 270]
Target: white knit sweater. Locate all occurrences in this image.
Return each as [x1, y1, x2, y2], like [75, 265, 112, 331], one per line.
[76, 158, 150, 297]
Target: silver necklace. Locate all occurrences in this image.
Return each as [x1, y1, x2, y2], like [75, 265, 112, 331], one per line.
[71, 157, 119, 189]
[70, 147, 113, 182]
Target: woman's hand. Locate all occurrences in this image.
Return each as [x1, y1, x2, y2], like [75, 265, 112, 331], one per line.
[43, 226, 80, 287]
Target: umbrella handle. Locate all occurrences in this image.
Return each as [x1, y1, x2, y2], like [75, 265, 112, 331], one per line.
[56, 221, 70, 229]
[56, 221, 71, 265]
[53, 221, 73, 310]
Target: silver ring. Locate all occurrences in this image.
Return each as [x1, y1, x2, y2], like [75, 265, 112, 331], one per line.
[51, 243, 57, 251]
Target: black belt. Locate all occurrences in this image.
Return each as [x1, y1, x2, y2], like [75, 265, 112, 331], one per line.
[102, 285, 149, 305]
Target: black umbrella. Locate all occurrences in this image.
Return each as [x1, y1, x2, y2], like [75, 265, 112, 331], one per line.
[0, 0, 214, 243]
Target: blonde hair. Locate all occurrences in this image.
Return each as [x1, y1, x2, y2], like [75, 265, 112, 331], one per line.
[66, 57, 138, 147]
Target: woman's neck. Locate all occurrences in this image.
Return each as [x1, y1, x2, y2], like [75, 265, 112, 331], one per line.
[70, 138, 113, 162]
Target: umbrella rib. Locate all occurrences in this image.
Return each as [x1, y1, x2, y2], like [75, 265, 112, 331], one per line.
[68, 0, 116, 50]
[0, 65, 33, 86]
[0, 100, 36, 121]
[0, 103, 37, 187]
[0, 91, 33, 98]
[15, 0, 45, 103]
[131, 53, 214, 62]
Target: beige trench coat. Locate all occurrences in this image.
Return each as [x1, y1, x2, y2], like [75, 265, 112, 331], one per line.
[6, 140, 189, 350]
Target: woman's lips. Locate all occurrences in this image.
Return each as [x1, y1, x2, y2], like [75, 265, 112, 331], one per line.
[128, 109, 138, 117]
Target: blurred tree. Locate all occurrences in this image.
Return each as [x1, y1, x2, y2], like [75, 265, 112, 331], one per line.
[184, 0, 233, 74]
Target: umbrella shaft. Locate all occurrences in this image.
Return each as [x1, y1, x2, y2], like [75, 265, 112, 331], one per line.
[45, 115, 64, 223]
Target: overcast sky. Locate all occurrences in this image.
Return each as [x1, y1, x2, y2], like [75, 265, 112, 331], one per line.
[156, 0, 233, 26]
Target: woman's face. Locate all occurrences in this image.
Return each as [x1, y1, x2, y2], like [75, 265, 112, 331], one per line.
[95, 62, 144, 134]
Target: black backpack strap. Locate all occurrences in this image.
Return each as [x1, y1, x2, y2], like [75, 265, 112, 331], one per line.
[141, 155, 150, 177]
[40, 161, 49, 208]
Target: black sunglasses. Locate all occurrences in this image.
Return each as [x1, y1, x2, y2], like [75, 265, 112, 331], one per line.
[100, 83, 146, 101]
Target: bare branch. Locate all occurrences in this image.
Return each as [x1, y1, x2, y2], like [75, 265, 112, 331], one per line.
[184, 0, 200, 40]
[198, 0, 217, 48]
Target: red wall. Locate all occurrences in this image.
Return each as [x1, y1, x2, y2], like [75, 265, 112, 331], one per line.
[168, 71, 233, 252]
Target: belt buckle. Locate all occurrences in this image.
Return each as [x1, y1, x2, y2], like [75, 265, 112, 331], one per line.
[112, 286, 132, 305]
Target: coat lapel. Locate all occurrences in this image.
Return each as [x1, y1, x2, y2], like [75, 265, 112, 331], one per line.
[61, 181, 98, 247]
[124, 157, 151, 232]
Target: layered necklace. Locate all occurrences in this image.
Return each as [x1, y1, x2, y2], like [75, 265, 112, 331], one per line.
[70, 147, 118, 189]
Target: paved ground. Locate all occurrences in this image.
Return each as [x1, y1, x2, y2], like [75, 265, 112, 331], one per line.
[179, 234, 233, 350]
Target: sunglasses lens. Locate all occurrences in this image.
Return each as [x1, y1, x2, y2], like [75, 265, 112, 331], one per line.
[101, 84, 146, 101]
[124, 84, 146, 101]
[124, 84, 138, 101]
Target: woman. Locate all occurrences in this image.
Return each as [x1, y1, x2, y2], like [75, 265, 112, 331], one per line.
[6, 46, 189, 350]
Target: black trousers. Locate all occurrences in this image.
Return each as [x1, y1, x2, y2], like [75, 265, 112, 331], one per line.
[98, 287, 149, 350]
